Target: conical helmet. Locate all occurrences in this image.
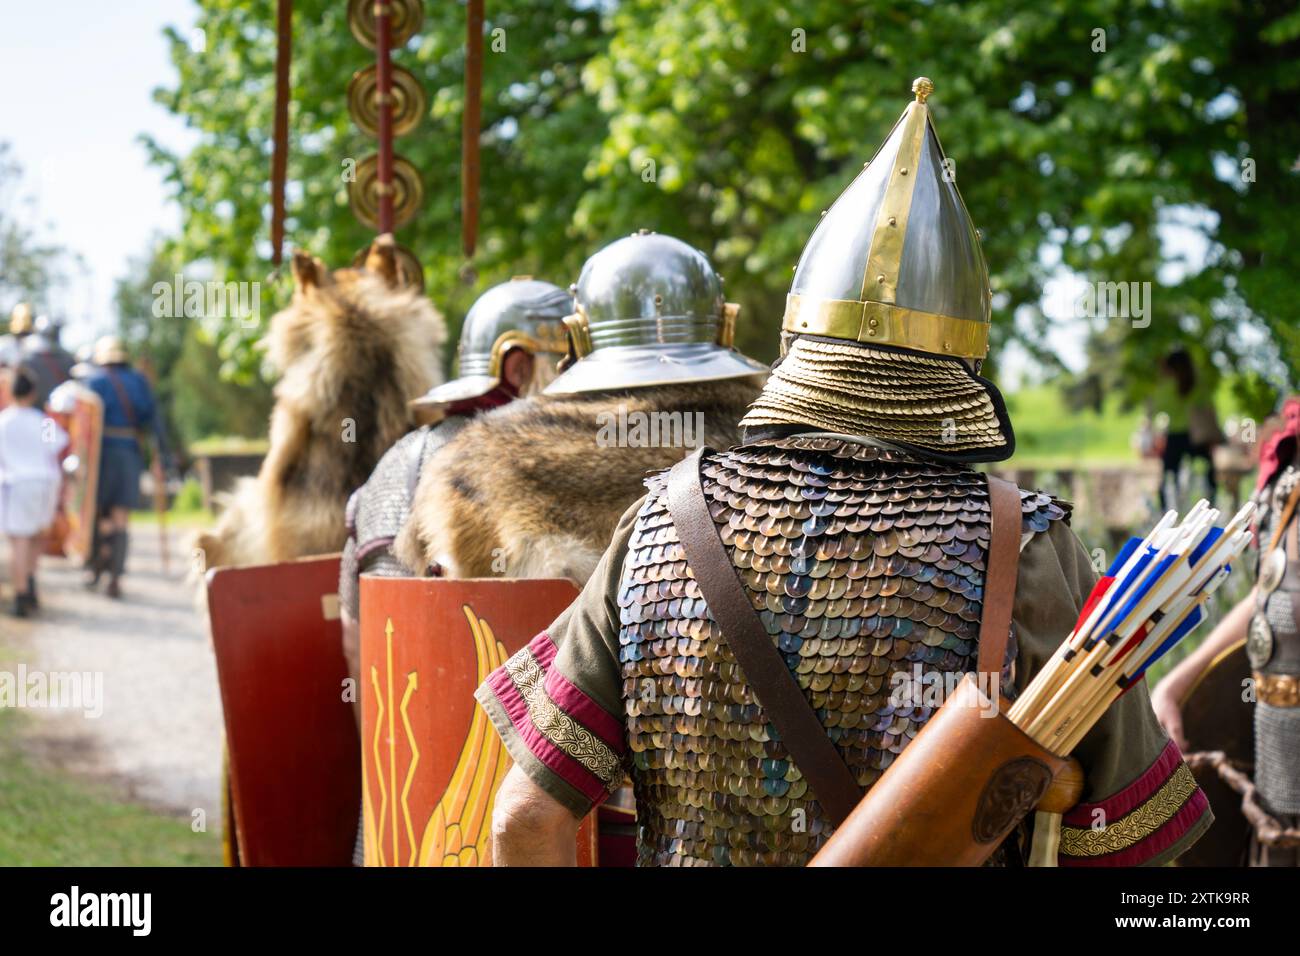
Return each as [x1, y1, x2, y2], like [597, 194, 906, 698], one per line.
[411, 276, 572, 409]
[742, 78, 1014, 461]
[544, 230, 768, 395]
[9, 303, 34, 336]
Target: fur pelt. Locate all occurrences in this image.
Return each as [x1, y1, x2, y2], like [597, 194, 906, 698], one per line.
[394, 376, 763, 584]
[194, 237, 445, 571]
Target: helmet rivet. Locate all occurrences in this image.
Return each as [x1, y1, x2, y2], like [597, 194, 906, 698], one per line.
[800, 320, 808, 328]
[877, 274, 885, 283]
[888, 216, 897, 226]
[900, 168, 908, 176]
[943, 342, 951, 351]
[867, 318, 878, 328]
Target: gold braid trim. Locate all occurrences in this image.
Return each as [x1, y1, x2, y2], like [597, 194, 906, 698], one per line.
[503, 649, 623, 791]
[1059, 762, 1199, 858]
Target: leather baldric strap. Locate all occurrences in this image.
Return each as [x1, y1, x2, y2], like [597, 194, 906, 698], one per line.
[977, 475, 1023, 680]
[665, 448, 1023, 828]
[1266, 479, 1300, 554]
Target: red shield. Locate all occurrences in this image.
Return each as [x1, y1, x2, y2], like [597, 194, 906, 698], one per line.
[49, 384, 103, 562]
[359, 576, 603, 866]
[1177, 638, 1254, 866]
[207, 555, 360, 865]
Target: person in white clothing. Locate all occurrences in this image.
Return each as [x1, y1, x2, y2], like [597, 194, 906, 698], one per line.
[0, 365, 68, 616]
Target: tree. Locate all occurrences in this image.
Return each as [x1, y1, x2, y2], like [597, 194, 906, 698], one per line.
[113, 238, 274, 452]
[145, 0, 607, 378]
[149, 0, 1300, 403]
[0, 142, 80, 317]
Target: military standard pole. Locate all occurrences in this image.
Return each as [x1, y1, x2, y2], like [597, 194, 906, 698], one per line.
[462, 0, 483, 259]
[270, 0, 293, 267]
[375, 0, 395, 234]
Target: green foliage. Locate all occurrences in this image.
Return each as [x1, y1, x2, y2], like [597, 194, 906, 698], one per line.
[149, 0, 1300, 393]
[172, 476, 207, 514]
[0, 143, 81, 316]
[114, 238, 274, 452]
[1005, 385, 1142, 467]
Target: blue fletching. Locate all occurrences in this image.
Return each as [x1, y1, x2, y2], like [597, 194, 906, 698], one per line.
[1085, 544, 1158, 647]
[1187, 526, 1223, 567]
[1097, 551, 1175, 645]
[1105, 537, 1142, 578]
[1124, 606, 1204, 687]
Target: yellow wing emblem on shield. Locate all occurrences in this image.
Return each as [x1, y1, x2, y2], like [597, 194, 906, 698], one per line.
[362, 605, 510, 866]
[415, 606, 510, 866]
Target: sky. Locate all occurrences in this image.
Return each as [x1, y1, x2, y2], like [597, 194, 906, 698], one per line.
[0, 0, 200, 351]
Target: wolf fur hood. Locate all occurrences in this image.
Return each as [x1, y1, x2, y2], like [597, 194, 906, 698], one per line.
[394, 376, 764, 584]
[194, 238, 444, 572]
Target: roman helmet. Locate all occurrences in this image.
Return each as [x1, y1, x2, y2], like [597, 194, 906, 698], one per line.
[32, 313, 64, 347]
[9, 303, 34, 336]
[70, 344, 96, 379]
[742, 77, 1014, 462]
[93, 335, 130, 365]
[544, 230, 768, 395]
[410, 276, 572, 410]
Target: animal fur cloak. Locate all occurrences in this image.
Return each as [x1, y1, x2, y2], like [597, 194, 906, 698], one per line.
[194, 237, 444, 571]
[394, 377, 764, 583]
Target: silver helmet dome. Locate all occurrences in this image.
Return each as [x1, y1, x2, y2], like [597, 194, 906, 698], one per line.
[543, 230, 768, 395]
[411, 276, 572, 409]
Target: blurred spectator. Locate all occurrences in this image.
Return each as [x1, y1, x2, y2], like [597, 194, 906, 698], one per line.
[21, 315, 75, 407]
[83, 336, 165, 599]
[1150, 348, 1222, 510]
[0, 365, 68, 616]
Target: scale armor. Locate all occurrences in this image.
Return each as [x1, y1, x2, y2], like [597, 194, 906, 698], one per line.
[339, 417, 468, 619]
[1251, 464, 1300, 817]
[616, 435, 1067, 866]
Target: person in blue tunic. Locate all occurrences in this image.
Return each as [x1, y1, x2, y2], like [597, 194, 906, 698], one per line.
[83, 336, 166, 599]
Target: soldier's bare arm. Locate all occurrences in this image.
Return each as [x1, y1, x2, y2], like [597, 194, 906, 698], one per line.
[490, 765, 580, 867]
[1150, 589, 1254, 750]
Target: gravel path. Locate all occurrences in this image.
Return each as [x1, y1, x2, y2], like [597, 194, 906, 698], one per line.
[2, 523, 223, 822]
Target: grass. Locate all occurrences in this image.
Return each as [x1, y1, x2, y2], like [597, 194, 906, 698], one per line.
[188, 435, 268, 456]
[0, 688, 221, 867]
[1004, 386, 1145, 469]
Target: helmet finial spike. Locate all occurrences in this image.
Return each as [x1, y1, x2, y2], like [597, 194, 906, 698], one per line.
[912, 76, 934, 104]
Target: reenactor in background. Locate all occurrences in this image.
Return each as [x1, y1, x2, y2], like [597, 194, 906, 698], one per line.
[474, 80, 1210, 867]
[82, 336, 166, 599]
[339, 277, 572, 701]
[395, 230, 768, 585]
[193, 238, 442, 573]
[1154, 395, 1300, 866]
[0, 304, 35, 386]
[21, 315, 75, 408]
[338, 276, 572, 865]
